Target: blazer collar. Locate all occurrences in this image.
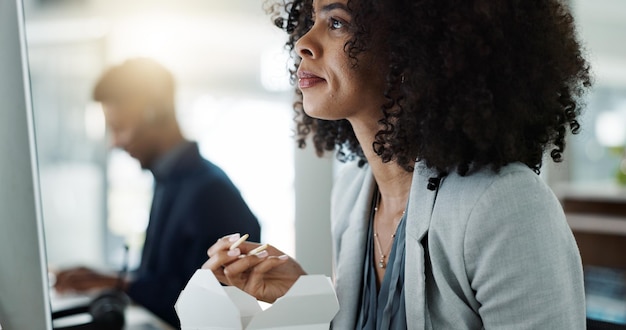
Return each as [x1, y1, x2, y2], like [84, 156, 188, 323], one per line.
[331, 167, 376, 329]
[331, 162, 444, 329]
[404, 162, 444, 329]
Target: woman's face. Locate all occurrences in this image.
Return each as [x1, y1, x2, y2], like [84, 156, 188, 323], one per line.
[295, 0, 386, 123]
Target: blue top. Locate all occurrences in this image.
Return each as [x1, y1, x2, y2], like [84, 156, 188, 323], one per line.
[356, 197, 407, 329]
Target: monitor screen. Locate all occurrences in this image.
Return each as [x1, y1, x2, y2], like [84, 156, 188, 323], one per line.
[0, 0, 52, 329]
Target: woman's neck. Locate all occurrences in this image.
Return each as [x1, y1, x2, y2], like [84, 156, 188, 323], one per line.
[350, 117, 413, 216]
[371, 159, 413, 218]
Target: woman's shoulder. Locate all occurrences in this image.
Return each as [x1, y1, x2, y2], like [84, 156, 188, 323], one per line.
[431, 163, 584, 328]
[433, 162, 567, 241]
[440, 162, 550, 200]
[429, 162, 564, 229]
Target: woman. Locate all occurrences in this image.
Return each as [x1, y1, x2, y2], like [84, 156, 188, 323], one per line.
[203, 0, 592, 328]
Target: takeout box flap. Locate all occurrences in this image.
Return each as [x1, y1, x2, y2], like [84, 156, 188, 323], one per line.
[176, 270, 338, 330]
[175, 269, 260, 329]
[245, 275, 339, 329]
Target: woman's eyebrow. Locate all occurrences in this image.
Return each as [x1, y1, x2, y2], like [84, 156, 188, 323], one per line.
[320, 2, 351, 15]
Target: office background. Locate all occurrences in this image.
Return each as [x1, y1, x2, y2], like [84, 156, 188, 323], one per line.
[20, 0, 626, 324]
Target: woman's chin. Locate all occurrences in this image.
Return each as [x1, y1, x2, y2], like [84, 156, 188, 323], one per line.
[302, 107, 343, 121]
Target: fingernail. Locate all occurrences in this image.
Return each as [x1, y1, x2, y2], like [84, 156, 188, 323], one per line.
[255, 250, 269, 258]
[227, 248, 240, 257]
[227, 233, 241, 242]
[278, 255, 289, 260]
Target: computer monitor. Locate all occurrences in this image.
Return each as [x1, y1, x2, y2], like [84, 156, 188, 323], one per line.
[0, 0, 53, 329]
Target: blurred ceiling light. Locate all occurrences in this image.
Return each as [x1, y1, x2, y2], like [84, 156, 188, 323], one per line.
[106, 10, 285, 87]
[110, 12, 196, 70]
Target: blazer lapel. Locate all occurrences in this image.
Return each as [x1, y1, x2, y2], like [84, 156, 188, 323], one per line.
[405, 164, 442, 330]
[332, 169, 376, 329]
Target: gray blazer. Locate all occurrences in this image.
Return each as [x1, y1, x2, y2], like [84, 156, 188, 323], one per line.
[330, 162, 585, 329]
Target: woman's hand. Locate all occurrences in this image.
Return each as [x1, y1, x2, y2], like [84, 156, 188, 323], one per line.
[202, 233, 307, 303]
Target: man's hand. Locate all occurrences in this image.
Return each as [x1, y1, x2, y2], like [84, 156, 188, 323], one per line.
[54, 267, 125, 293]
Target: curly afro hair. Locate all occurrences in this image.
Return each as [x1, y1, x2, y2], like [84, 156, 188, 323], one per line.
[267, 0, 592, 175]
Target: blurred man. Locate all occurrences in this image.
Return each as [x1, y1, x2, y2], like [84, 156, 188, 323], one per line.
[55, 58, 261, 327]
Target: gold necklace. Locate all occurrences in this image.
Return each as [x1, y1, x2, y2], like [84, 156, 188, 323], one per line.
[373, 203, 405, 269]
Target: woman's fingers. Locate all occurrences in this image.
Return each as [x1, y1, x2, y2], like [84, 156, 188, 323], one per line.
[204, 233, 253, 272]
[221, 242, 272, 280]
[223, 251, 270, 288]
[245, 255, 289, 282]
[233, 241, 270, 255]
[203, 235, 269, 287]
[202, 234, 295, 298]
[250, 255, 290, 275]
[202, 247, 243, 272]
[207, 233, 243, 258]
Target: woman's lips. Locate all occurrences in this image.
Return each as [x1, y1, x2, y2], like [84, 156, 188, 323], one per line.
[297, 71, 325, 88]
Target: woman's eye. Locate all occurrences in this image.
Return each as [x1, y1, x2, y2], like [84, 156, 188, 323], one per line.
[330, 18, 344, 30]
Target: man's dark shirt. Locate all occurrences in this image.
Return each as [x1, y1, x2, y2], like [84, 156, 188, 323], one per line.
[127, 141, 261, 327]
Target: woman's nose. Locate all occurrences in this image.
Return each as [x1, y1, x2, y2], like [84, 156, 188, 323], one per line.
[295, 28, 319, 59]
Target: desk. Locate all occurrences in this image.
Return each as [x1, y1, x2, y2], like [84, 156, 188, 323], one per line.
[50, 291, 174, 330]
[125, 307, 173, 330]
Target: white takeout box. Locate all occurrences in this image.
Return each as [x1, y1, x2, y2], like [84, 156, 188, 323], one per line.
[175, 269, 339, 330]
